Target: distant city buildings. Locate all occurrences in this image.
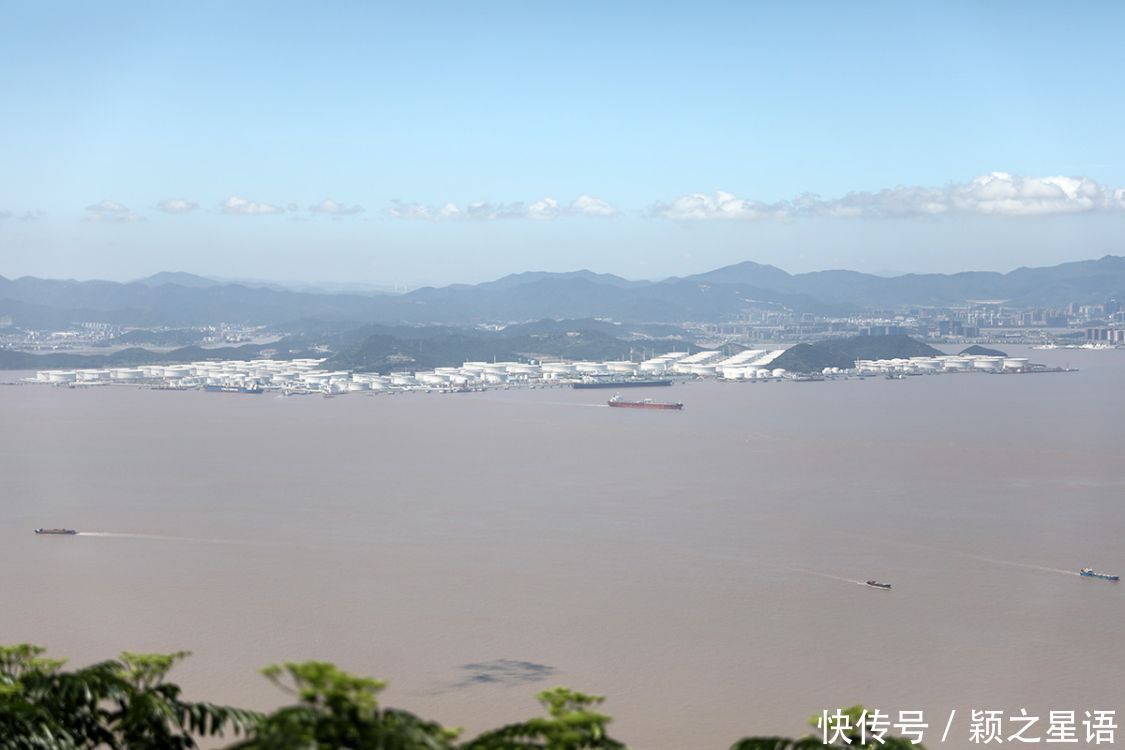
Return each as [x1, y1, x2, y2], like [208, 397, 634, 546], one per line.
[0, 323, 269, 353]
[3, 297, 1122, 360]
[1085, 327, 1125, 344]
[696, 297, 1121, 348]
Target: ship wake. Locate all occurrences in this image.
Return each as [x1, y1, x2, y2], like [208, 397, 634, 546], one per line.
[788, 567, 870, 586]
[76, 531, 292, 548]
[857, 535, 1079, 577]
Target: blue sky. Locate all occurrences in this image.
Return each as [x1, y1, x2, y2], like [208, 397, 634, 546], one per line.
[2, 1, 1123, 286]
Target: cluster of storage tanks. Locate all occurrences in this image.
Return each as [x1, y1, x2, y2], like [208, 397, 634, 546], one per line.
[853, 355, 1031, 375]
[32, 357, 677, 393]
[32, 359, 328, 389]
[29, 349, 795, 394]
[29, 350, 1042, 394]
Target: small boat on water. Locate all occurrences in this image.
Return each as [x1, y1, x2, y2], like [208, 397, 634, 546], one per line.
[607, 393, 683, 410]
[1080, 567, 1120, 581]
[865, 580, 892, 590]
[34, 528, 78, 535]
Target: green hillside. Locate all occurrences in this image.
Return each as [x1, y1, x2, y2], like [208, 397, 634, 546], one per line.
[771, 334, 941, 372]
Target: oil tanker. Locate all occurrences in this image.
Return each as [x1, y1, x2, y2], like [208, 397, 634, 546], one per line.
[607, 394, 683, 410]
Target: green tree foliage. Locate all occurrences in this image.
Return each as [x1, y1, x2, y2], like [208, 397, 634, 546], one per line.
[1, 645, 926, 750]
[461, 687, 625, 750]
[0, 644, 257, 749]
[729, 706, 924, 750]
[228, 661, 458, 750]
[729, 739, 828, 750]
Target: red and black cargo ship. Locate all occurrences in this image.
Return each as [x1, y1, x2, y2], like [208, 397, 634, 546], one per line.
[607, 393, 683, 410]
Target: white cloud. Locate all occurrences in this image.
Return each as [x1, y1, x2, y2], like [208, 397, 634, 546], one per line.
[947, 173, 1106, 216]
[794, 186, 949, 219]
[385, 202, 436, 220]
[309, 198, 364, 216]
[84, 200, 144, 223]
[385, 195, 619, 221]
[463, 201, 500, 220]
[157, 198, 199, 214]
[465, 201, 533, 220]
[384, 201, 464, 220]
[655, 173, 1125, 221]
[221, 196, 284, 216]
[568, 195, 619, 217]
[527, 198, 560, 220]
[652, 191, 792, 221]
[0, 209, 48, 221]
[1114, 188, 1125, 210]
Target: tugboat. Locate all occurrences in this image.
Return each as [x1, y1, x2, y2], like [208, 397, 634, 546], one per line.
[1079, 567, 1120, 581]
[34, 528, 78, 535]
[865, 580, 892, 590]
[607, 393, 683, 410]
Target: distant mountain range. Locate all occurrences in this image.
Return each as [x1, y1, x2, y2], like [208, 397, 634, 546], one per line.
[2, 255, 1122, 329]
[134, 271, 396, 295]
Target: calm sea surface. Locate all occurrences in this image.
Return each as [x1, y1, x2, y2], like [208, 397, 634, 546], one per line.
[3, 346, 1123, 749]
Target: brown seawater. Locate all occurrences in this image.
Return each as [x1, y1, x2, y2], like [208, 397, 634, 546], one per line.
[2, 346, 1123, 749]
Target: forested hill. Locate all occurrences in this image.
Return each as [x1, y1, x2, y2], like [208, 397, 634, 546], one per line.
[322, 323, 696, 373]
[770, 335, 942, 372]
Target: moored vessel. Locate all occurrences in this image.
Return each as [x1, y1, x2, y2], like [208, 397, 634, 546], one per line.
[865, 580, 892, 590]
[607, 393, 683, 410]
[1079, 567, 1120, 581]
[573, 379, 673, 389]
[34, 528, 78, 535]
[203, 383, 263, 394]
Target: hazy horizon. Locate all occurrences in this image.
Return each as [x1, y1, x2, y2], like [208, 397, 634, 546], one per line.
[3, 2, 1125, 286]
[4, 250, 1122, 291]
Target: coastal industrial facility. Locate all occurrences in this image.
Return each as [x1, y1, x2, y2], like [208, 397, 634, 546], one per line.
[852, 354, 1031, 375]
[23, 348, 1063, 395]
[26, 349, 777, 394]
